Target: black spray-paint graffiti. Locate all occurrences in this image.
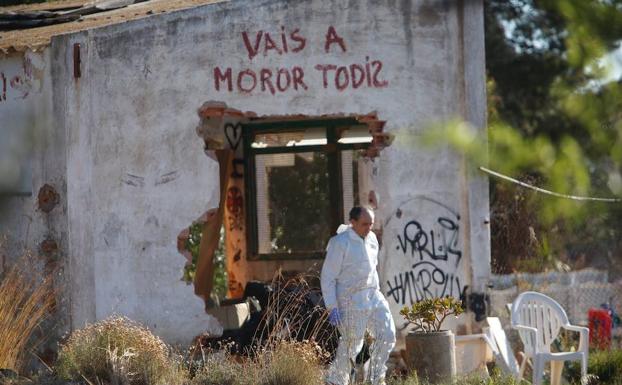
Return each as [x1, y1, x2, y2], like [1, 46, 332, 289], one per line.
[385, 261, 463, 305]
[396, 217, 461, 267]
[386, 205, 463, 306]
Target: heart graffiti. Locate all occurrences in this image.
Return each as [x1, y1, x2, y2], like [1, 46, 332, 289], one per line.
[224, 123, 243, 150]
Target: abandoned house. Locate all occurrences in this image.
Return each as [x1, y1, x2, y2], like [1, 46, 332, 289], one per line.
[0, 0, 489, 347]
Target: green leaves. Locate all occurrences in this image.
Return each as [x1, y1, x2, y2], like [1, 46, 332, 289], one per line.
[400, 297, 464, 333]
[182, 224, 227, 300]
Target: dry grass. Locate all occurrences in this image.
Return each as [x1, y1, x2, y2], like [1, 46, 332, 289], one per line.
[0, 251, 56, 372]
[192, 271, 332, 385]
[245, 272, 331, 385]
[191, 340, 326, 385]
[191, 349, 250, 385]
[387, 371, 520, 385]
[56, 316, 181, 385]
[252, 270, 336, 362]
[256, 340, 326, 385]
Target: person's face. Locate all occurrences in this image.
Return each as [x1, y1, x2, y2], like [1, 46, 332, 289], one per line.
[350, 210, 374, 238]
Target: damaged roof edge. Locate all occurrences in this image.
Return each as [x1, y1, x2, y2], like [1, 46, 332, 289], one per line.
[0, 0, 228, 54]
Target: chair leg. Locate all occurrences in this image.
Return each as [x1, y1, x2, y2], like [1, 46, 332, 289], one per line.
[550, 361, 563, 385]
[518, 354, 528, 381]
[532, 357, 545, 385]
[581, 354, 588, 385]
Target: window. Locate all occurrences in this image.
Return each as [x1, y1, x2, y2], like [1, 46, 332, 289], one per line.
[243, 118, 372, 260]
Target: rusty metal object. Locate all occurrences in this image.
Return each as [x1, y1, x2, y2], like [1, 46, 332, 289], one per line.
[73, 43, 81, 78]
[37, 184, 59, 213]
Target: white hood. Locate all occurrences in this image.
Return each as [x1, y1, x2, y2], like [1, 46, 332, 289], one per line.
[336, 224, 351, 234]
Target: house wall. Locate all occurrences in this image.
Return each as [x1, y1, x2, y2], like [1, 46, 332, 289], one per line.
[0, 51, 54, 256]
[1, 0, 489, 346]
[0, 49, 72, 343]
[48, 29, 223, 345]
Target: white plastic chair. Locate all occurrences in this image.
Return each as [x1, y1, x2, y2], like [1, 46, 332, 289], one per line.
[486, 317, 520, 376]
[511, 291, 589, 385]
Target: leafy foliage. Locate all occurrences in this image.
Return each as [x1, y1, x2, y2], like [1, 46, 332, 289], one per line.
[400, 297, 464, 333]
[181, 224, 227, 300]
[404, 0, 622, 274]
[484, 0, 622, 274]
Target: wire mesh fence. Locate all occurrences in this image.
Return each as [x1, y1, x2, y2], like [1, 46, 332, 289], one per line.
[488, 268, 619, 326]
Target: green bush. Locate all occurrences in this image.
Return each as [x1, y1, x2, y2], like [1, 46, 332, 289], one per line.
[567, 349, 622, 385]
[56, 316, 181, 385]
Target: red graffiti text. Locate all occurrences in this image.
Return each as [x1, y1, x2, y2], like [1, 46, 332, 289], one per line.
[214, 66, 308, 94]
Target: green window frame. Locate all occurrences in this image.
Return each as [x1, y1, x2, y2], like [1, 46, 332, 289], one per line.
[242, 117, 371, 261]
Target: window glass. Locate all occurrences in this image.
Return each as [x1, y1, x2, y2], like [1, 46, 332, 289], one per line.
[341, 150, 361, 223]
[252, 127, 326, 148]
[255, 152, 332, 254]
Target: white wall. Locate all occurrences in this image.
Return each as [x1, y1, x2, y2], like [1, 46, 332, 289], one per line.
[0, 49, 72, 339]
[8, 0, 489, 345]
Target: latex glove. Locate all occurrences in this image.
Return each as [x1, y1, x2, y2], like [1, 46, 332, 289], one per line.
[328, 308, 342, 326]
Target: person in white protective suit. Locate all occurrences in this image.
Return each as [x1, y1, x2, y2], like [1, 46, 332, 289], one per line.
[321, 206, 396, 385]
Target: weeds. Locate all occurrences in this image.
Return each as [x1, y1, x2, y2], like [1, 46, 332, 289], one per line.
[252, 270, 336, 362]
[256, 340, 326, 385]
[567, 349, 622, 384]
[387, 370, 520, 385]
[191, 340, 325, 385]
[191, 350, 250, 385]
[0, 250, 56, 372]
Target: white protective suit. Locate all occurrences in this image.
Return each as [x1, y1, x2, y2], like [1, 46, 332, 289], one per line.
[321, 224, 396, 385]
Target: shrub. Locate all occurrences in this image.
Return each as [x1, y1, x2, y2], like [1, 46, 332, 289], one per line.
[567, 349, 622, 384]
[400, 297, 464, 333]
[0, 251, 55, 372]
[56, 316, 178, 385]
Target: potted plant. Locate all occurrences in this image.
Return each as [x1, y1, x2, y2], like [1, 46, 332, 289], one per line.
[400, 296, 464, 383]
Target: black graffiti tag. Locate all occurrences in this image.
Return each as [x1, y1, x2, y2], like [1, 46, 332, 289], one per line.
[396, 217, 461, 267]
[385, 261, 463, 305]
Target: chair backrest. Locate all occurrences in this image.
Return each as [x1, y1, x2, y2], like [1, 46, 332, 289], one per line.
[511, 291, 570, 354]
[486, 317, 520, 375]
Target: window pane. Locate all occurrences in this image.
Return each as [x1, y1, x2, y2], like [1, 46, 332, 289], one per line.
[256, 152, 332, 254]
[252, 127, 326, 148]
[341, 150, 361, 223]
